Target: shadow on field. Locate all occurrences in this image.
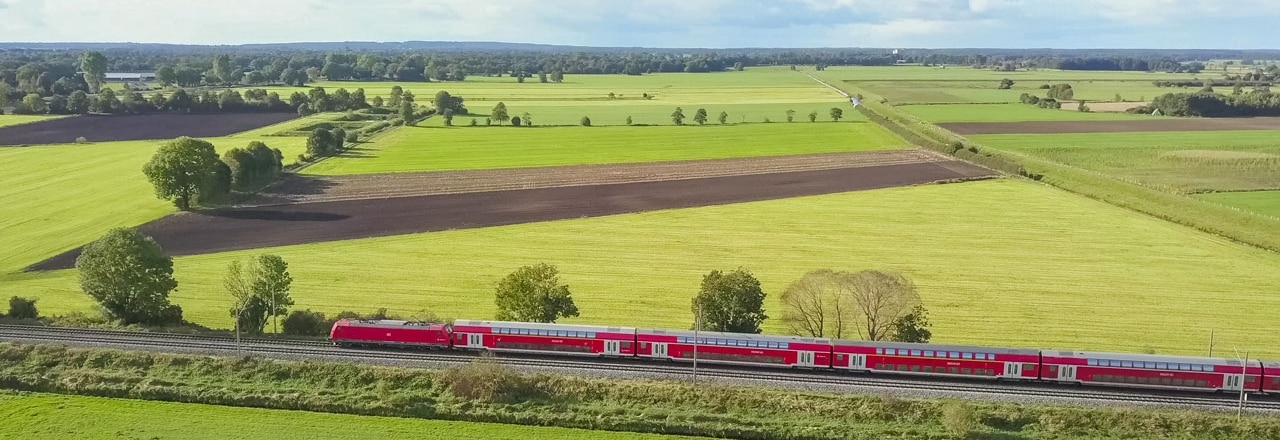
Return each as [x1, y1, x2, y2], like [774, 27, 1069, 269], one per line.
[197, 210, 349, 222]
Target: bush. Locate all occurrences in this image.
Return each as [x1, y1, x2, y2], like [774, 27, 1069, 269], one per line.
[345, 132, 358, 144]
[7, 296, 38, 320]
[580, 116, 591, 126]
[282, 310, 330, 336]
[436, 354, 546, 403]
[74, 136, 88, 143]
[941, 400, 978, 439]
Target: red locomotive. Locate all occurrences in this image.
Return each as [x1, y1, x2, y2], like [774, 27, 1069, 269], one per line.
[330, 318, 1278, 396]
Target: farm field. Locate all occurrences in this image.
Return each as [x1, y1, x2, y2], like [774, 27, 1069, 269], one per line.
[0, 113, 298, 146]
[1198, 191, 1280, 217]
[974, 131, 1280, 193]
[899, 103, 1169, 123]
[0, 392, 698, 440]
[420, 101, 864, 127]
[304, 122, 902, 175]
[0, 115, 320, 273]
[0, 114, 64, 128]
[9, 179, 1280, 358]
[941, 118, 1280, 135]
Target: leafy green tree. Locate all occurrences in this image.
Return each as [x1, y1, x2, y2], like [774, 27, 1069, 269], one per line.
[889, 305, 932, 343]
[226, 254, 294, 334]
[142, 137, 222, 210]
[443, 108, 454, 126]
[7, 296, 38, 320]
[75, 227, 182, 326]
[282, 310, 330, 336]
[155, 65, 177, 87]
[80, 51, 108, 93]
[671, 107, 685, 125]
[400, 102, 415, 126]
[388, 86, 403, 108]
[693, 108, 708, 125]
[998, 78, 1015, 89]
[21, 94, 47, 114]
[808, 111, 818, 122]
[829, 107, 843, 122]
[213, 54, 234, 85]
[494, 263, 579, 323]
[91, 89, 120, 113]
[434, 90, 465, 114]
[371, 95, 384, 108]
[580, 116, 591, 126]
[511, 116, 522, 127]
[718, 111, 728, 124]
[66, 90, 89, 114]
[306, 128, 337, 157]
[625, 115, 633, 125]
[491, 102, 510, 125]
[691, 268, 767, 333]
[550, 69, 564, 83]
[786, 109, 796, 122]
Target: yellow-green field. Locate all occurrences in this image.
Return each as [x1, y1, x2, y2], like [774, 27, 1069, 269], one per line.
[0, 392, 697, 440]
[9, 179, 1280, 358]
[0, 114, 66, 128]
[1199, 191, 1280, 217]
[305, 122, 903, 175]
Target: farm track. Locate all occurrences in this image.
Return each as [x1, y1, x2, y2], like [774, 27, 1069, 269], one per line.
[1, 324, 1276, 412]
[253, 150, 949, 206]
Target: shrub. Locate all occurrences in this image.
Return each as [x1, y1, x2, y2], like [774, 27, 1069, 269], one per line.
[580, 116, 591, 126]
[345, 132, 358, 144]
[7, 296, 38, 320]
[75, 136, 88, 143]
[282, 310, 329, 336]
[469, 118, 477, 126]
[625, 115, 633, 125]
[436, 354, 546, 403]
[941, 400, 978, 439]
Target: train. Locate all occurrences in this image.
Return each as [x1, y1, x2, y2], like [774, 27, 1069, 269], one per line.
[330, 318, 1280, 396]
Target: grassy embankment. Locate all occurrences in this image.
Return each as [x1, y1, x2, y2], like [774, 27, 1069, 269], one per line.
[0, 114, 67, 128]
[2, 343, 1278, 440]
[10, 180, 1280, 357]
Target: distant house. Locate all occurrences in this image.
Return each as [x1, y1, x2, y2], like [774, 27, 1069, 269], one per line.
[103, 72, 157, 81]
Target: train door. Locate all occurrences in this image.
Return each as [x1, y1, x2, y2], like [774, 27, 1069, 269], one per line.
[1004, 362, 1022, 378]
[797, 351, 816, 367]
[850, 354, 867, 370]
[462, 333, 483, 349]
[652, 343, 668, 358]
[1057, 365, 1077, 381]
[604, 340, 621, 356]
[1225, 374, 1245, 392]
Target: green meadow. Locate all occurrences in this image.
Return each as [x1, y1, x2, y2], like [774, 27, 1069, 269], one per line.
[304, 121, 903, 175]
[0, 392, 698, 440]
[1198, 191, 1280, 217]
[10, 179, 1280, 358]
[899, 104, 1169, 123]
[0, 114, 64, 128]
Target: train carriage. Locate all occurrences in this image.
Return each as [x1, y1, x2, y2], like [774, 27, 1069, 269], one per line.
[1263, 361, 1280, 395]
[329, 319, 452, 349]
[451, 320, 636, 357]
[1041, 350, 1265, 393]
[833, 340, 1040, 380]
[635, 328, 832, 369]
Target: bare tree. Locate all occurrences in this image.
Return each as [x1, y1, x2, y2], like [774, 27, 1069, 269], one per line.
[849, 270, 920, 341]
[780, 269, 854, 338]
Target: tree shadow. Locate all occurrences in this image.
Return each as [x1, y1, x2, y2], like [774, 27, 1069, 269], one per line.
[196, 209, 349, 222]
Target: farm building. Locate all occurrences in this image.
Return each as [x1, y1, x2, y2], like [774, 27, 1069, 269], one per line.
[103, 72, 156, 81]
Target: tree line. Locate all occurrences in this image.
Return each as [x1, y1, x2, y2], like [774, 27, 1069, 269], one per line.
[1134, 90, 1280, 117]
[143, 137, 285, 210]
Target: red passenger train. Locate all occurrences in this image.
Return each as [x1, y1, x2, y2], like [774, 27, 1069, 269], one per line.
[330, 318, 1279, 396]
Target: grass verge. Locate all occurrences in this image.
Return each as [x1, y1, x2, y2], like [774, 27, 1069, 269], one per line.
[1, 343, 1278, 440]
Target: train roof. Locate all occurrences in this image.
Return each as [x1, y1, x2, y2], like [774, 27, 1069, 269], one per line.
[638, 328, 830, 344]
[831, 339, 1039, 355]
[1044, 350, 1252, 366]
[339, 319, 447, 328]
[453, 319, 635, 333]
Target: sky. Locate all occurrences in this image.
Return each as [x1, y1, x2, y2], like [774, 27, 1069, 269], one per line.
[0, 0, 1277, 49]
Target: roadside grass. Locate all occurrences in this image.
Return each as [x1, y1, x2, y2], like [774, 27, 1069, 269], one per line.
[973, 132, 1280, 192]
[9, 180, 1280, 357]
[0, 135, 310, 273]
[0, 392, 699, 440]
[899, 103, 1172, 123]
[0, 114, 65, 128]
[303, 122, 902, 175]
[419, 101, 865, 127]
[1198, 191, 1280, 217]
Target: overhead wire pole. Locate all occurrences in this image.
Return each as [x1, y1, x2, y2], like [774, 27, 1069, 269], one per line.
[1239, 349, 1249, 421]
[693, 302, 701, 385]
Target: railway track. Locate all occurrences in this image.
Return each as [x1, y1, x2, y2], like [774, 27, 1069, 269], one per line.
[2, 324, 1277, 412]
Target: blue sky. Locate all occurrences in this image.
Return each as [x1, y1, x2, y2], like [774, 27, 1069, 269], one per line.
[1, 0, 1277, 49]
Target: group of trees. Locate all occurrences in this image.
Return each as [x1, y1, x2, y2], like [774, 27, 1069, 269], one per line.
[306, 127, 352, 158]
[143, 137, 284, 210]
[489, 264, 930, 343]
[1019, 93, 1062, 109]
[2, 296, 39, 320]
[1044, 84, 1074, 100]
[1135, 90, 1280, 117]
[225, 254, 294, 334]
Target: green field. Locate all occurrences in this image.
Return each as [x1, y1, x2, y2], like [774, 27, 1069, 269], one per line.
[0, 116, 318, 273]
[0, 392, 696, 440]
[421, 101, 864, 127]
[9, 179, 1280, 357]
[974, 131, 1280, 193]
[899, 103, 1170, 123]
[305, 121, 903, 175]
[821, 65, 1201, 82]
[1198, 191, 1280, 217]
[0, 114, 64, 128]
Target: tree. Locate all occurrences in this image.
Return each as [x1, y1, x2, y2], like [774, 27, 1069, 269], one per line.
[282, 310, 330, 336]
[491, 102, 510, 125]
[889, 305, 932, 343]
[671, 107, 685, 125]
[75, 227, 181, 326]
[21, 94, 47, 114]
[142, 137, 222, 210]
[691, 268, 767, 333]
[0, 82, 9, 109]
[399, 102, 415, 125]
[388, 86, 403, 107]
[307, 128, 337, 157]
[155, 65, 177, 87]
[494, 263, 579, 323]
[80, 51, 108, 93]
[829, 107, 844, 122]
[213, 54, 234, 85]
[580, 116, 591, 126]
[443, 108, 454, 126]
[786, 109, 796, 122]
[625, 115, 633, 125]
[371, 95, 384, 108]
[91, 89, 119, 113]
[998, 78, 1015, 89]
[225, 254, 294, 334]
[66, 90, 89, 114]
[693, 108, 708, 125]
[808, 111, 818, 122]
[434, 90, 465, 114]
[7, 296, 38, 320]
[718, 111, 728, 124]
[848, 269, 920, 341]
[511, 116, 522, 127]
[780, 269, 854, 338]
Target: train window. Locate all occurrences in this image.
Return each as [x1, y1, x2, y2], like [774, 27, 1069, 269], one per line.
[1172, 379, 1184, 386]
[948, 367, 959, 374]
[924, 350, 934, 357]
[622, 341, 632, 349]
[910, 366, 920, 372]
[962, 368, 972, 375]
[876, 348, 884, 355]
[962, 353, 973, 360]
[1088, 359, 1097, 366]
[908, 350, 918, 356]
[1157, 363, 1168, 369]
[640, 342, 648, 349]
[950, 352, 960, 359]
[837, 354, 845, 361]
[1120, 361, 1131, 368]
[1179, 364, 1190, 371]
[1196, 380, 1207, 387]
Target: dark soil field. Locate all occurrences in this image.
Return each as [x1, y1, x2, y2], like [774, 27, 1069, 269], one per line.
[28, 159, 993, 270]
[940, 117, 1280, 135]
[0, 113, 297, 146]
